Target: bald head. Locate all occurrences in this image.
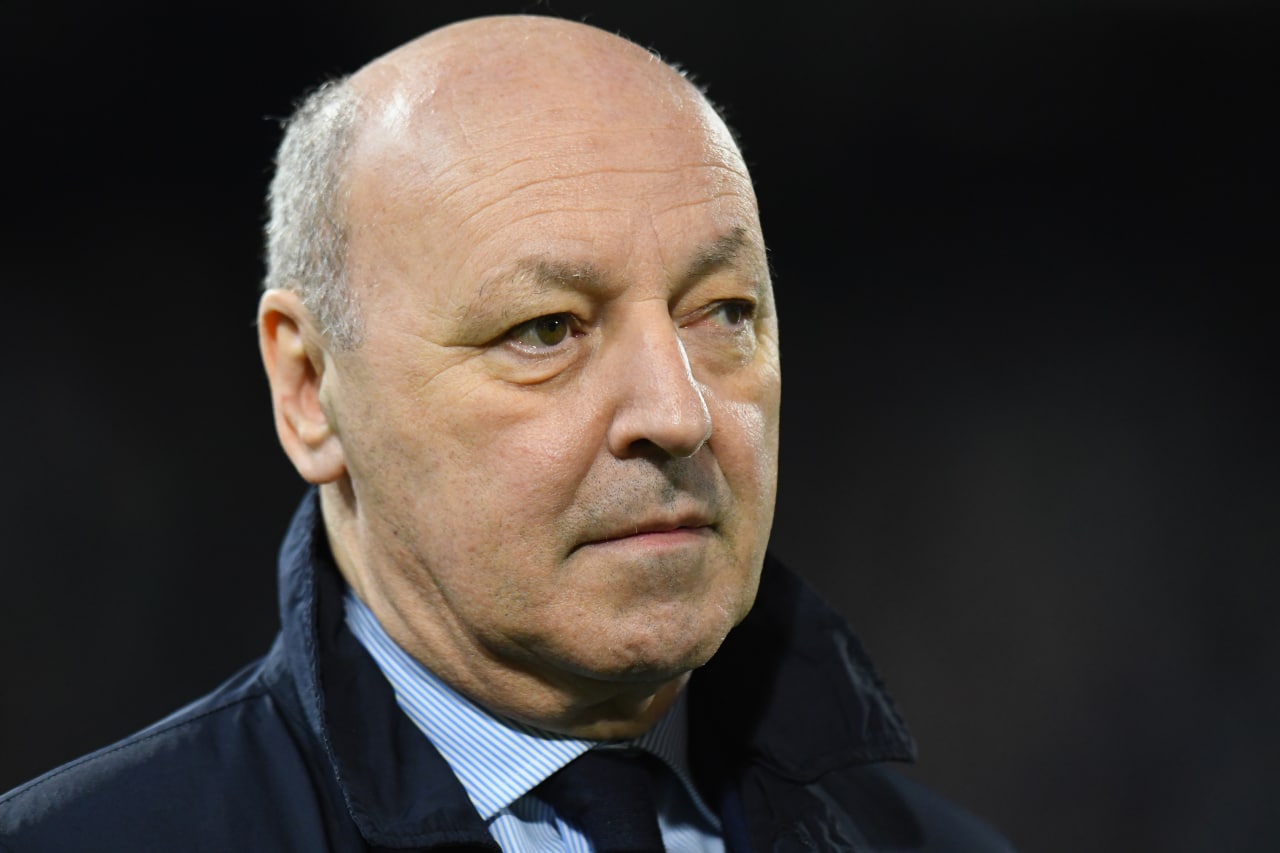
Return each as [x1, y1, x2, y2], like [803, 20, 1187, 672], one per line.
[351, 14, 703, 118]
[264, 15, 748, 348]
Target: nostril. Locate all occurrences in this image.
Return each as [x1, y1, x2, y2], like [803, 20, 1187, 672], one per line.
[620, 434, 707, 463]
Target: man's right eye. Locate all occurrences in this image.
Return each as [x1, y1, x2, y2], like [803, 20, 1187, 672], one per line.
[507, 313, 576, 349]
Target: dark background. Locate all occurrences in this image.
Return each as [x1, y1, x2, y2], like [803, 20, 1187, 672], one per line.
[3, 2, 1276, 850]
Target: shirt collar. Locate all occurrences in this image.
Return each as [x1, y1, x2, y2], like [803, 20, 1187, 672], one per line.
[344, 588, 719, 827]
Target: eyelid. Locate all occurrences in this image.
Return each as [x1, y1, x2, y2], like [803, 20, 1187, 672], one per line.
[681, 297, 757, 327]
[503, 311, 584, 353]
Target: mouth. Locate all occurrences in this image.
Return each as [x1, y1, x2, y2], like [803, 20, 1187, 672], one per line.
[574, 513, 716, 553]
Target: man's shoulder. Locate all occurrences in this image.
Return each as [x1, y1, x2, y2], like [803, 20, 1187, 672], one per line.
[0, 655, 338, 852]
[771, 761, 1017, 852]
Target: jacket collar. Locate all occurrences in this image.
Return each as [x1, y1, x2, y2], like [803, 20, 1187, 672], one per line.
[274, 489, 915, 846]
[275, 490, 497, 850]
[688, 553, 917, 795]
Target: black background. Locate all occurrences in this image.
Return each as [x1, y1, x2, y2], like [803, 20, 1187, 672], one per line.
[3, 2, 1277, 850]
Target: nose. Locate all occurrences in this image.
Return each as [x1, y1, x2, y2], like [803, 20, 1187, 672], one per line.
[604, 306, 713, 459]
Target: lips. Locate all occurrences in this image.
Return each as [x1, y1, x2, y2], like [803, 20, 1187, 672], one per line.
[575, 510, 715, 551]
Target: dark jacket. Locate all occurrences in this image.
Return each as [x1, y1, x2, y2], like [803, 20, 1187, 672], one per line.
[0, 492, 1013, 852]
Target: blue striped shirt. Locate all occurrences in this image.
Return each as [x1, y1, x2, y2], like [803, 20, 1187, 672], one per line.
[345, 590, 724, 852]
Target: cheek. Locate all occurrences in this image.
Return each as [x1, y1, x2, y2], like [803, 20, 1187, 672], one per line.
[716, 398, 780, 513]
[431, 383, 604, 530]
[712, 365, 782, 488]
[423, 388, 612, 626]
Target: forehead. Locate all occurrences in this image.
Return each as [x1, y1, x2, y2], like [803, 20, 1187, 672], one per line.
[343, 68, 763, 311]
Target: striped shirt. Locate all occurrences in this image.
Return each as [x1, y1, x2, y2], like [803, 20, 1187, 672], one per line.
[345, 590, 724, 852]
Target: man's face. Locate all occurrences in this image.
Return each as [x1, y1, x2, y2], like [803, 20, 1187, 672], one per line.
[325, 65, 780, 709]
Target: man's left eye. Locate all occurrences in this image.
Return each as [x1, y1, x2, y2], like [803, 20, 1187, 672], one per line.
[508, 313, 576, 349]
[710, 300, 755, 327]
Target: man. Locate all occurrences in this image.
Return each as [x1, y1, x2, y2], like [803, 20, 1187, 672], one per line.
[0, 14, 1012, 852]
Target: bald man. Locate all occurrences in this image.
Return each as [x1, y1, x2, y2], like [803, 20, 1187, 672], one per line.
[0, 15, 1013, 852]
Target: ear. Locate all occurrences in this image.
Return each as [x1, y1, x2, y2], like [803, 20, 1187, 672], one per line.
[257, 289, 347, 484]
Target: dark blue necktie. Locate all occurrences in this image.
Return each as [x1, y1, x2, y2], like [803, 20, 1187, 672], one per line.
[535, 748, 665, 852]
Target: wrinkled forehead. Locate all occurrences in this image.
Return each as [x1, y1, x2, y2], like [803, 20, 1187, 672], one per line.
[337, 20, 766, 316]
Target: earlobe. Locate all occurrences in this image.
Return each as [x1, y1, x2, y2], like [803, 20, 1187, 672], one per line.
[258, 289, 347, 484]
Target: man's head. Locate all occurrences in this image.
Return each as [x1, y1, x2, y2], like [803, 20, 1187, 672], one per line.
[258, 15, 781, 738]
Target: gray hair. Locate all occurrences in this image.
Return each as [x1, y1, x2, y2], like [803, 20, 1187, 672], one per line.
[263, 77, 364, 349]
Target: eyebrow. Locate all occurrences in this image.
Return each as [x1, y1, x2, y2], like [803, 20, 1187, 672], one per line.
[463, 227, 770, 333]
[486, 227, 767, 297]
[683, 226, 763, 283]
[497, 257, 611, 296]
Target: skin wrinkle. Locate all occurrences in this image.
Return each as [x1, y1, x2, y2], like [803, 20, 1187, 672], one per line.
[409, 112, 741, 197]
[461, 229, 767, 355]
[493, 237, 761, 313]
[362, 63, 715, 185]
[442, 164, 747, 236]
[458, 196, 751, 265]
[450, 121, 704, 150]
[482, 294, 759, 393]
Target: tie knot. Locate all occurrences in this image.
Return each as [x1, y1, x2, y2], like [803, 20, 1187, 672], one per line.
[535, 749, 665, 852]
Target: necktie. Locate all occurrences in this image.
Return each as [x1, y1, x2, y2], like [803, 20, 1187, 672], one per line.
[535, 748, 665, 852]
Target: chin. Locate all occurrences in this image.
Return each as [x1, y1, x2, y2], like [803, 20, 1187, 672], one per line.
[574, 608, 738, 684]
